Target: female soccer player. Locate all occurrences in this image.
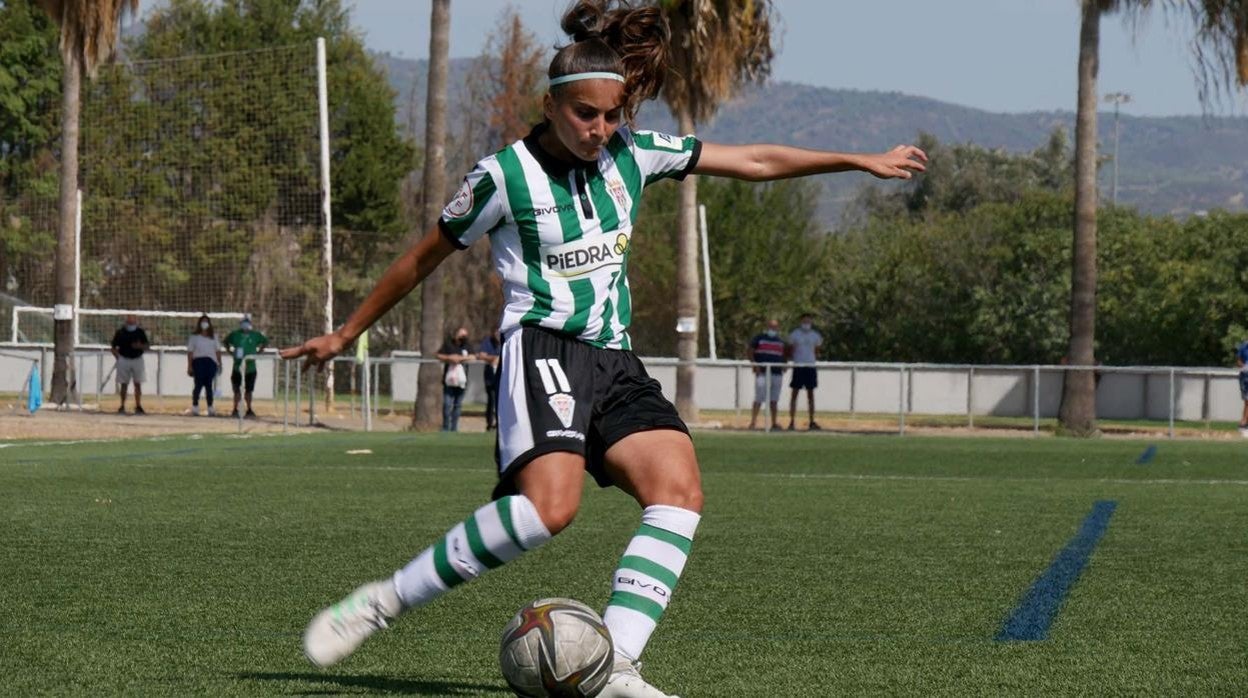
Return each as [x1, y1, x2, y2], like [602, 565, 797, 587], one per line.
[282, 2, 925, 695]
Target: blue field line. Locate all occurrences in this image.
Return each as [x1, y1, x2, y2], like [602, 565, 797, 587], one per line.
[995, 499, 1118, 642]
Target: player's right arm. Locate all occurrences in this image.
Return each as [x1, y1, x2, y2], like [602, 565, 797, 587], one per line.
[281, 226, 458, 368]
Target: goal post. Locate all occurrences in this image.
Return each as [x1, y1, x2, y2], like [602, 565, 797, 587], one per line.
[67, 40, 331, 353]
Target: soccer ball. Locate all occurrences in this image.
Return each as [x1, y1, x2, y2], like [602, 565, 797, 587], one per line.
[499, 598, 614, 697]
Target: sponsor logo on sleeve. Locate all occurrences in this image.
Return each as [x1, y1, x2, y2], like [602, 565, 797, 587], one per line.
[650, 132, 684, 152]
[445, 177, 474, 218]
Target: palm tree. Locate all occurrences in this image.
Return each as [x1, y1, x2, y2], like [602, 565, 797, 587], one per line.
[1059, 0, 1247, 436]
[39, 0, 137, 405]
[412, 0, 451, 430]
[658, 0, 775, 423]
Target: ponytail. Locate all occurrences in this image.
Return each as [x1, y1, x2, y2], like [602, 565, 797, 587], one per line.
[550, 0, 669, 120]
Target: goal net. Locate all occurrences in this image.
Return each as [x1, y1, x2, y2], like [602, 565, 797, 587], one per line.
[6, 42, 329, 349]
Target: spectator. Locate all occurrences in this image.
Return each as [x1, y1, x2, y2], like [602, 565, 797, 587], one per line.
[478, 329, 503, 431]
[748, 318, 786, 430]
[110, 314, 149, 415]
[223, 314, 269, 419]
[437, 326, 474, 432]
[787, 313, 824, 431]
[1237, 339, 1248, 434]
[187, 314, 222, 416]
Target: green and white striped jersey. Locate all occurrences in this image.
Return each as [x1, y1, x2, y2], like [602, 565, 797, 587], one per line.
[439, 123, 701, 350]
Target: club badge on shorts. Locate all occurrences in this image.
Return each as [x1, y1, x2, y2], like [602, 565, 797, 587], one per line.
[547, 393, 576, 429]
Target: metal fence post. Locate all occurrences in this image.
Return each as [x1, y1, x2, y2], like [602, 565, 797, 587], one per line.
[765, 367, 772, 432]
[734, 364, 741, 420]
[850, 365, 857, 417]
[363, 355, 372, 433]
[898, 364, 906, 435]
[967, 367, 975, 429]
[156, 348, 164, 410]
[1033, 366, 1041, 435]
[309, 366, 317, 426]
[283, 359, 290, 433]
[1202, 372, 1211, 432]
[1168, 368, 1175, 439]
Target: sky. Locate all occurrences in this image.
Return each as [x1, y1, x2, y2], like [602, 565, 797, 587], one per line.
[343, 0, 1248, 117]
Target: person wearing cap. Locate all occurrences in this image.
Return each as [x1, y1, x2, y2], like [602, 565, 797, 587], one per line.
[223, 314, 269, 418]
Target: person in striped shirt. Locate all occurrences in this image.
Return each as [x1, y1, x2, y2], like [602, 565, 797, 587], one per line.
[282, 1, 926, 695]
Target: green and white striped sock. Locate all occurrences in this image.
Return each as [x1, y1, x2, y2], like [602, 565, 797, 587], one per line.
[602, 505, 701, 661]
[392, 495, 551, 608]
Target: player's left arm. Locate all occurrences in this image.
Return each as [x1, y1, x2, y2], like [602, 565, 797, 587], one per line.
[694, 142, 927, 182]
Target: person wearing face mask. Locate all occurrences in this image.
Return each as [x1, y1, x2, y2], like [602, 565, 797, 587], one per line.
[748, 319, 787, 430]
[787, 313, 824, 431]
[110, 314, 150, 415]
[223, 313, 269, 419]
[436, 326, 474, 432]
[477, 329, 503, 431]
[186, 314, 223, 416]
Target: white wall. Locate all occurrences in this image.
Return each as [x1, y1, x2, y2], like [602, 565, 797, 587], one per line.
[3, 346, 1242, 423]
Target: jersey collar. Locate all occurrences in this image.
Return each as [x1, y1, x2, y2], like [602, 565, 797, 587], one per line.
[523, 122, 595, 178]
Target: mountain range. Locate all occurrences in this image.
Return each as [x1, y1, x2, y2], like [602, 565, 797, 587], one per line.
[376, 54, 1248, 227]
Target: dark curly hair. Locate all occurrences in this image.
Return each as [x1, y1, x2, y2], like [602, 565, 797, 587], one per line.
[549, 0, 670, 121]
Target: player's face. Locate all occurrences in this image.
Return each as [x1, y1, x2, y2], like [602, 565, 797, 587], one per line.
[544, 80, 625, 162]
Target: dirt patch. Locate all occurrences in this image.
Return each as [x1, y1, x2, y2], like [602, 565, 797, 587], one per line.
[2, 403, 1240, 444]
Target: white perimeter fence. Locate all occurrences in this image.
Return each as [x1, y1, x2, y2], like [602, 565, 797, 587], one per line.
[2, 344, 1244, 438]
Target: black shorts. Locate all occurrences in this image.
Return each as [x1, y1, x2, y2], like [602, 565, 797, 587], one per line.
[492, 326, 689, 499]
[231, 371, 257, 393]
[791, 366, 818, 390]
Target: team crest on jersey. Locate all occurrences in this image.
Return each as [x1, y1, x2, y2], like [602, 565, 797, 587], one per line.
[445, 177, 474, 218]
[547, 393, 576, 429]
[607, 177, 629, 210]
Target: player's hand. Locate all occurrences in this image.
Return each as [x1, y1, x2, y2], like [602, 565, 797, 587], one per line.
[280, 332, 348, 372]
[863, 145, 927, 180]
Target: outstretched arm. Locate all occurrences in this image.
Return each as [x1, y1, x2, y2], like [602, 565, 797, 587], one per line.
[694, 142, 927, 182]
[280, 226, 458, 369]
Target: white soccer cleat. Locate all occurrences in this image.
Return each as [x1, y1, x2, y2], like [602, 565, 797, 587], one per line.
[190, 406, 200, 416]
[302, 579, 403, 667]
[207, 406, 216, 417]
[598, 657, 680, 698]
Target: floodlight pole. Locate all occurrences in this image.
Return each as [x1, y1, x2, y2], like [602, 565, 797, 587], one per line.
[698, 204, 717, 360]
[1104, 92, 1131, 205]
[317, 37, 334, 410]
[74, 189, 82, 349]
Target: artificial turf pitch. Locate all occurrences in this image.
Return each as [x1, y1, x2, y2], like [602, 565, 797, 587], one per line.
[2, 431, 1245, 696]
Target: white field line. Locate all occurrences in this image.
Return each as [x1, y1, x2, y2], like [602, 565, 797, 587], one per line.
[4, 453, 1246, 487]
[753, 472, 1248, 487]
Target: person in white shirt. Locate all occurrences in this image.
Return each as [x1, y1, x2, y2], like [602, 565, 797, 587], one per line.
[186, 314, 223, 416]
[787, 313, 824, 431]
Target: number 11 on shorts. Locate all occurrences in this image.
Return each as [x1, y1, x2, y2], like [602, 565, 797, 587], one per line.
[533, 358, 571, 395]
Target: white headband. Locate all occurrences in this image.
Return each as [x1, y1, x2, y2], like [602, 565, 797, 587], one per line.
[549, 71, 625, 88]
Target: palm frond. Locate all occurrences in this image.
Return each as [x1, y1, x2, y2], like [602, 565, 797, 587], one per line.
[38, 0, 139, 77]
[660, 0, 776, 125]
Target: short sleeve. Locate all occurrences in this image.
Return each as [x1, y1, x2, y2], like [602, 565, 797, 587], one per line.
[631, 129, 701, 186]
[439, 160, 507, 249]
